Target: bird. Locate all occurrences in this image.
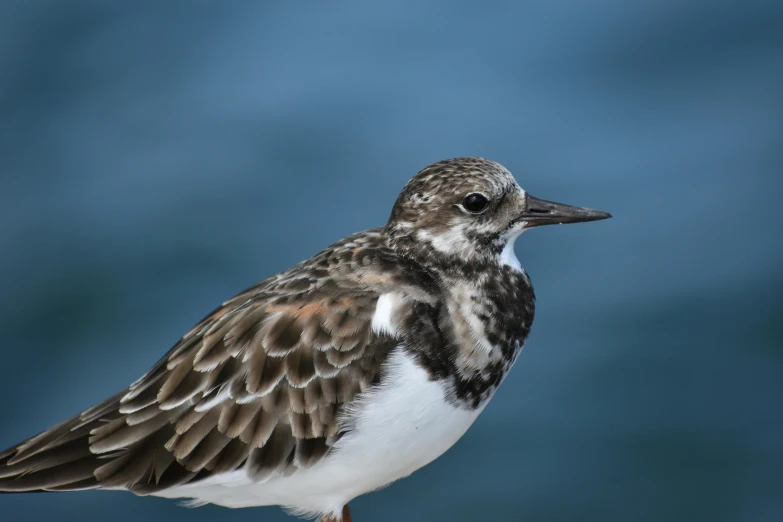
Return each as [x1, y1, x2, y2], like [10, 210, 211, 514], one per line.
[0, 157, 611, 521]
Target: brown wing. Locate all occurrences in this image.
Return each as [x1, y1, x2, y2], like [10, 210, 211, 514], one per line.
[0, 230, 431, 494]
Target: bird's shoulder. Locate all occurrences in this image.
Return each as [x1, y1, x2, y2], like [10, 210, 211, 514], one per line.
[0, 228, 443, 494]
[120, 228, 442, 480]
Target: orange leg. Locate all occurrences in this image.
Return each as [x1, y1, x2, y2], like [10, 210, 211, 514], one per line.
[322, 505, 352, 522]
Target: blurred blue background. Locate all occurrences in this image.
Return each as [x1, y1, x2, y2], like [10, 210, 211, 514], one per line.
[1, 1, 781, 521]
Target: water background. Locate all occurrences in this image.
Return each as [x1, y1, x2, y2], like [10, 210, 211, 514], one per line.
[1, 2, 781, 521]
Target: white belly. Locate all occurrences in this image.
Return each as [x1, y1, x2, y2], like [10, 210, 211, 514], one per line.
[156, 348, 483, 518]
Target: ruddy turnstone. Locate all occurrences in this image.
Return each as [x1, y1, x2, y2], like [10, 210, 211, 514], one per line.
[0, 157, 611, 521]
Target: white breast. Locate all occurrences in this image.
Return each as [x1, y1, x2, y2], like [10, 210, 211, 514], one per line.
[294, 347, 482, 516]
[155, 303, 483, 519]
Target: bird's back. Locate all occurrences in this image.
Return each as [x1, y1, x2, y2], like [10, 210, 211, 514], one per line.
[0, 229, 437, 498]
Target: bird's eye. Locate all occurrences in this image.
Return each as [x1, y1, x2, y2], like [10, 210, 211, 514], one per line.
[462, 193, 489, 213]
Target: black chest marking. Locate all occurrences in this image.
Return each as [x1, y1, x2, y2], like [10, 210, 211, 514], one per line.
[401, 265, 536, 409]
[479, 267, 536, 361]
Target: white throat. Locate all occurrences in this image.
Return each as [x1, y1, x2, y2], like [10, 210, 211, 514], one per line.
[498, 232, 523, 271]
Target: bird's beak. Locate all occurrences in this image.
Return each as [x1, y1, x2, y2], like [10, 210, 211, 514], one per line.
[518, 194, 612, 228]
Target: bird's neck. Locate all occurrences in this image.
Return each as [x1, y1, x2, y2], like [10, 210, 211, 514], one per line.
[384, 227, 525, 278]
[412, 259, 536, 409]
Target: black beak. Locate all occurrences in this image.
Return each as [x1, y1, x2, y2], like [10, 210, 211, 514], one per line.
[519, 194, 612, 228]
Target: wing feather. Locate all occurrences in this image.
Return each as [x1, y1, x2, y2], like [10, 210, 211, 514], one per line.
[0, 230, 429, 495]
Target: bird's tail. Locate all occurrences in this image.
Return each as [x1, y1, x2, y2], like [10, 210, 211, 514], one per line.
[0, 392, 125, 492]
[0, 390, 195, 494]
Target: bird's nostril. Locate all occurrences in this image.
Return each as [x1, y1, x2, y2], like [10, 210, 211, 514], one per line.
[528, 207, 550, 214]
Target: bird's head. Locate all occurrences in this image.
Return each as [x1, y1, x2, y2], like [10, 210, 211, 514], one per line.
[384, 157, 611, 269]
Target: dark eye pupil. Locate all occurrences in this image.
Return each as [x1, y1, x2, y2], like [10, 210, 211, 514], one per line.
[463, 193, 488, 213]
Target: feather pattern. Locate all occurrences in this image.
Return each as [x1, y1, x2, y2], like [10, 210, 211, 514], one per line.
[0, 229, 433, 495]
[0, 157, 606, 522]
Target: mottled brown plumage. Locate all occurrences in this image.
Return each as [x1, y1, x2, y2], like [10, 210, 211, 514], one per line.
[0, 157, 610, 521]
[0, 228, 432, 494]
